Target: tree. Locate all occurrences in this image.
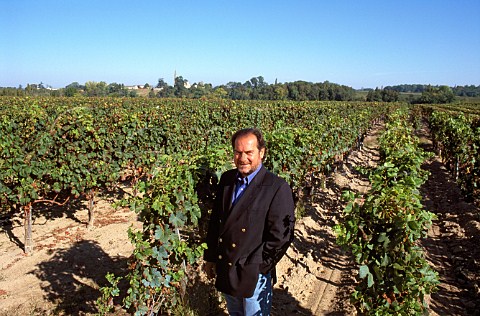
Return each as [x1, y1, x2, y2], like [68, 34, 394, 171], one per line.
[107, 83, 127, 97]
[157, 86, 174, 98]
[156, 78, 169, 89]
[260, 84, 287, 100]
[225, 82, 248, 100]
[287, 84, 299, 100]
[453, 85, 480, 97]
[381, 89, 399, 102]
[213, 87, 228, 99]
[437, 85, 455, 103]
[85, 81, 107, 97]
[250, 77, 258, 89]
[174, 76, 188, 98]
[190, 82, 213, 99]
[366, 88, 398, 102]
[64, 82, 83, 97]
[417, 85, 455, 104]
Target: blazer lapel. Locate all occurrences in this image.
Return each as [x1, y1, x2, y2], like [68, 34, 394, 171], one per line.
[223, 182, 234, 219]
[221, 167, 267, 234]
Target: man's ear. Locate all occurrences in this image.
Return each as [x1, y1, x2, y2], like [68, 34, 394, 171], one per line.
[260, 148, 265, 160]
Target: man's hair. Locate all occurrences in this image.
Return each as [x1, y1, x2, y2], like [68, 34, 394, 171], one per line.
[231, 128, 266, 151]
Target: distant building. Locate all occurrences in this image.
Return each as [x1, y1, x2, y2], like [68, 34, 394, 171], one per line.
[126, 85, 146, 90]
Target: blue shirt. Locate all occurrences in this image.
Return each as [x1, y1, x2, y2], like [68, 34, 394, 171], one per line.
[232, 163, 262, 205]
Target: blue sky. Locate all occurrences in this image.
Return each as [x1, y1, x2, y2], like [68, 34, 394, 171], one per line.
[1, 0, 479, 89]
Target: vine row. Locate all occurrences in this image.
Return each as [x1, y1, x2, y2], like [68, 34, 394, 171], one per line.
[335, 106, 439, 315]
[1, 96, 393, 314]
[421, 104, 480, 204]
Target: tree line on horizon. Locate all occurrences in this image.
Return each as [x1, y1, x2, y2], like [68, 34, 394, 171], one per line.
[1, 76, 478, 104]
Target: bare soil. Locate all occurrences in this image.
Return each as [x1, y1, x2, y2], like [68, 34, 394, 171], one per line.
[418, 126, 480, 316]
[272, 123, 381, 315]
[0, 195, 141, 315]
[0, 122, 479, 315]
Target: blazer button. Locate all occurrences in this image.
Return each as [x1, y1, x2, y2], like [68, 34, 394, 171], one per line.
[228, 262, 233, 266]
[232, 243, 236, 248]
[241, 228, 246, 232]
[219, 238, 223, 243]
[218, 255, 222, 259]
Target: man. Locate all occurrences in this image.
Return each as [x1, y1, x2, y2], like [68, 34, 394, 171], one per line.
[203, 128, 295, 315]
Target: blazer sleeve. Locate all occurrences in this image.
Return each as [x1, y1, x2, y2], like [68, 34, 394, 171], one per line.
[260, 180, 295, 274]
[203, 171, 227, 262]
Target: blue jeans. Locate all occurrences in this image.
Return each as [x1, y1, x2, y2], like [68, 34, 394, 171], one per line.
[224, 273, 272, 316]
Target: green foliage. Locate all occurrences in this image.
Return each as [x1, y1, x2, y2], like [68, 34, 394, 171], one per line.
[366, 88, 399, 102]
[4, 96, 473, 313]
[0, 96, 394, 312]
[424, 105, 479, 202]
[416, 85, 455, 104]
[96, 273, 122, 315]
[98, 150, 231, 315]
[335, 107, 439, 315]
[126, 155, 200, 314]
[0, 95, 392, 221]
[384, 84, 480, 98]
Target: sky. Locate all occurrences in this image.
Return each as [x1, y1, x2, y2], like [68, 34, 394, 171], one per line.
[1, 0, 479, 89]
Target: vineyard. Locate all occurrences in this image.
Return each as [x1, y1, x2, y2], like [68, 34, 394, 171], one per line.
[0, 97, 479, 315]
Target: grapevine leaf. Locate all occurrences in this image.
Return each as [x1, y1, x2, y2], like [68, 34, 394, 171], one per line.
[359, 265, 369, 279]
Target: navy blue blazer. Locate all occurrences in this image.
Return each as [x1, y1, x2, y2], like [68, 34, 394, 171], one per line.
[204, 165, 295, 297]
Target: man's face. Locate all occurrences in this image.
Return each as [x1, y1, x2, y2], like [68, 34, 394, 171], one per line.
[234, 133, 265, 177]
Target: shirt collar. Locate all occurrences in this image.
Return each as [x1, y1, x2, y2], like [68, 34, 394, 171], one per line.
[237, 163, 262, 185]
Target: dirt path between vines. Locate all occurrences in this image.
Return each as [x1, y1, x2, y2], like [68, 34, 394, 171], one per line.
[0, 122, 479, 315]
[272, 122, 480, 315]
[272, 123, 382, 315]
[418, 126, 480, 316]
[0, 195, 142, 315]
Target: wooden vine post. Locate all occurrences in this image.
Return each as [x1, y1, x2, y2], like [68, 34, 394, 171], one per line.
[22, 197, 71, 254]
[87, 189, 96, 229]
[23, 203, 33, 254]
